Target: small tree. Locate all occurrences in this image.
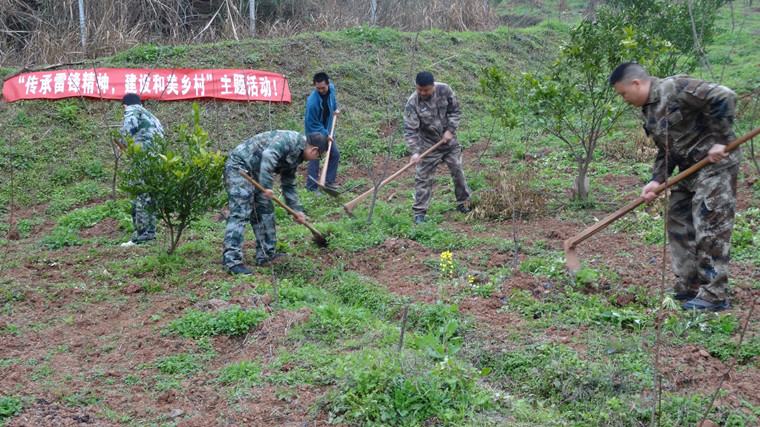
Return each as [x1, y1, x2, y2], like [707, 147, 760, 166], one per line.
[482, 8, 677, 200]
[120, 103, 226, 255]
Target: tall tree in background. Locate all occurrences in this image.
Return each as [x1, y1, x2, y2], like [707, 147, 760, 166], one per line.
[482, 7, 679, 200]
[605, 0, 730, 74]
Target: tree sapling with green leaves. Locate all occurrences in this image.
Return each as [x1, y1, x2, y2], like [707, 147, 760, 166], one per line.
[119, 103, 226, 254]
[481, 8, 678, 200]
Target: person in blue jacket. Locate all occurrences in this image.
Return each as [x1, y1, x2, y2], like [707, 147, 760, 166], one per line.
[304, 72, 340, 195]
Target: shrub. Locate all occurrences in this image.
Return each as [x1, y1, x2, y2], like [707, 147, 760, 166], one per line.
[468, 169, 546, 220]
[119, 103, 226, 255]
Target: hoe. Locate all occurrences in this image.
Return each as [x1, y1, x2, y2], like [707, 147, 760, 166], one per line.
[564, 126, 760, 272]
[316, 111, 341, 198]
[343, 138, 447, 217]
[238, 170, 329, 247]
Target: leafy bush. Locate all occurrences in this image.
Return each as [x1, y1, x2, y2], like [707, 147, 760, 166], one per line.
[0, 396, 22, 421]
[167, 306, 269, 338]
[468, 169, 546, 220]
[120, 103, 226, 254]
[326, 348, 492, 425]
[574, 266, 601, 285]
[405, 301, 461, 333]
[519, 254, 566, 278]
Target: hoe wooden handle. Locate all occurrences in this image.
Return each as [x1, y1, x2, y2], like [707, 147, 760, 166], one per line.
[238, 170, 324, 238]
[319, 111, 339, 187]
[343, 138, 447, 213]
[565, 125, 760, 250]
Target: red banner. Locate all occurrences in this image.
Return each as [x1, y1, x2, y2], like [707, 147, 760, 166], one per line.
[2, 68, 291, 103]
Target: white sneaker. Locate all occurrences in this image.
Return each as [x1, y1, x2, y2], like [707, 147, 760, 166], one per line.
[120, 241, 137, 248]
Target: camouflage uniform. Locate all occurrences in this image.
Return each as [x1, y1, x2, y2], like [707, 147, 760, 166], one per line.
[404, 82, 471, 216]
[641, 76, 740, 303]
[119, 104, 164, 243]
[222, 130, 306, 270]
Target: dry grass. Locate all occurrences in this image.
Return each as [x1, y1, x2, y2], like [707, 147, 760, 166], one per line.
[1, 0, 497, 67]
[468, 168, 546, 220]
[602, 128, 658, 163]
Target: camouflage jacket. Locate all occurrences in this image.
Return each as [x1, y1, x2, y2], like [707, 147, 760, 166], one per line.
[403, 82, 462, 154]
[642, 76, 740, 185]
[119, 105, 164, 148]
[227, 130, 306, 212]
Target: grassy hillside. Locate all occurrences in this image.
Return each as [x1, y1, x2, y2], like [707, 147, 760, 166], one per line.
[1, 3, 760, 426]
[0, 23, 567, 211]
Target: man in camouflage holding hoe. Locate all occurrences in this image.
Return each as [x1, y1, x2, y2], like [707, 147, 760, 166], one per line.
[404, 71, 471, 225]
[609, 63, 741, 312]
[118, 93, 164, 247]
[223, 130, 328, 275]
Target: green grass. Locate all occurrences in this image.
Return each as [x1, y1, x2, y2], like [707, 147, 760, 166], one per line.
[1, 3, 759, 426]
[166, 306, 269, 338]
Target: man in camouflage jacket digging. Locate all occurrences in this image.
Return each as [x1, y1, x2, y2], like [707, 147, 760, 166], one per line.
[609, 63, 741, 312]
[118, 93, 164, 247]
[223, 130, 328, 275]
[404, 71, 471, 225]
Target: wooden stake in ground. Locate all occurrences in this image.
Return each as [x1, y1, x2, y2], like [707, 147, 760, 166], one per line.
[238, 170, 328, 247]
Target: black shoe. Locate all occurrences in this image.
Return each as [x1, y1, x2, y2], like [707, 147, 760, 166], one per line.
[682, 297, 730, 312]
[325, 183, 342, 191]
[414, 215, 425, 225]
[308, 188, 323, 197]
[457, 204, 471, 214]
[257, 252, 287, 266]
[673, 292, 697, 301]
[228, 264, 253, 275]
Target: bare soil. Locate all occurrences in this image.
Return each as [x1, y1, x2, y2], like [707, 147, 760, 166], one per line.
[2, 144, 760, 425]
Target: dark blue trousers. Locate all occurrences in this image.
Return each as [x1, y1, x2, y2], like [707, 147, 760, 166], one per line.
[305, 142, 340, 190]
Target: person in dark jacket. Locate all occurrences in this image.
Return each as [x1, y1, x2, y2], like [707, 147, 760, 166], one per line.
[304, 72, 340, 195]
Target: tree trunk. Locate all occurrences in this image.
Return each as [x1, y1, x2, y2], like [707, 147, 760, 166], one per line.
[77, 0, 87, 49]
[370, 0, 378, 26]
[573, 171, 590, 200]
[249, 0, 255, 38]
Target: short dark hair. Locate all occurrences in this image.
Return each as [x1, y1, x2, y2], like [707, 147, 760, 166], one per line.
[122, 93, 142, 106]
[313, 72, 330, 85]
[415, 71, 434, 87]
[608, 63, 650, 86]
[306, 132, 329, 153]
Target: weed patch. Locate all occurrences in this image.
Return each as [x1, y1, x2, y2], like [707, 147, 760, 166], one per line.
[0, 396, 22, 422]
[325, 348, 492, 425]
[42, 200, 131, 250]
[167, 306, 269, 338]
[219, 360, 264, 386]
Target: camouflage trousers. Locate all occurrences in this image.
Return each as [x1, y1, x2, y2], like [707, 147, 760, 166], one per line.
[131, 193, 156, 243]
[413, 142, 471, 216]
[222, 165, 278, 270]
[669, 165, 738, 303]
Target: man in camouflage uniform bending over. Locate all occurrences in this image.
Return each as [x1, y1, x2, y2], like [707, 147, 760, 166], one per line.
[609, 63, 741, 312]
[404, 71, 471, 224]
[118, 93, 164, 247]
[223, 130, 328, 275]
